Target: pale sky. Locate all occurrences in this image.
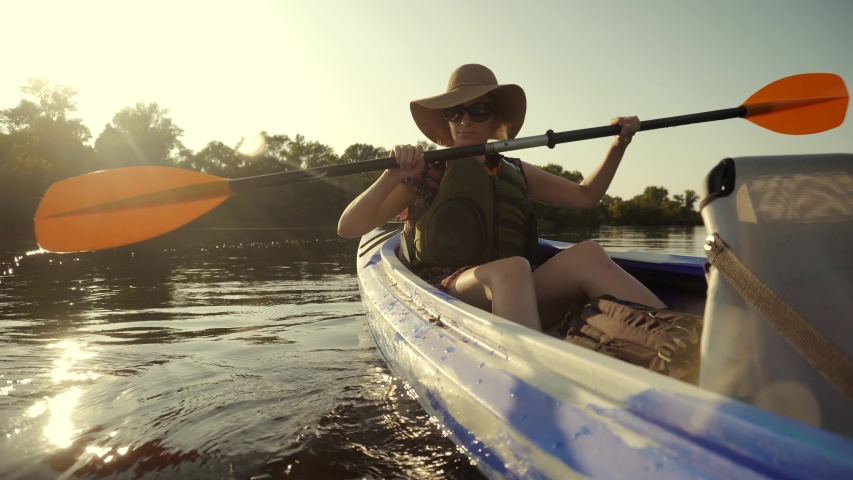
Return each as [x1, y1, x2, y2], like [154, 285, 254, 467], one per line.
[2, 0, 851, 199]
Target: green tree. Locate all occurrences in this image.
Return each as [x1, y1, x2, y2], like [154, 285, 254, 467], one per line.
[1, 78, 91, 141]
[608, 185, 701, 226]
[95, 102, 184, 168]
[642, 186, 669, 203]
[0, 79, 96, 231]
[238, 133, 301, 176]
[684, 189, 699, 210]
[340, 143, 389, 186]
[182, 141, 245, 177]
[279, 134, 339, 169]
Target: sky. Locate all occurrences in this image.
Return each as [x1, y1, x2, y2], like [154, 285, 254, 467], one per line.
[2, 0, 852, 199]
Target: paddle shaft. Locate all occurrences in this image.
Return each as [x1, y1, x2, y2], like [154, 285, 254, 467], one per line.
[228, 106, 746, 193]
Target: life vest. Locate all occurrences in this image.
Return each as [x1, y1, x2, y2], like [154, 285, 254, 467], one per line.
[401, 155, 539, 269]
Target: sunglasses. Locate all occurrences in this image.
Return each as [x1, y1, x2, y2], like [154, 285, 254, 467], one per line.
[443, 102, 494, 123]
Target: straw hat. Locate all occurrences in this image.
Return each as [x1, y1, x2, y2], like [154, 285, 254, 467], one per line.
[410, 64, 526, 147]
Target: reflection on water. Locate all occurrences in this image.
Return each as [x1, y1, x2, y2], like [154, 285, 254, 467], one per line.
[0, 226, 705, 479]
[43, 387, 83, 449]
[35, 340, 100, 450]
[0, 228, 483, 479]
[543, 225, 707, 256]
[48, 341, 100, 383]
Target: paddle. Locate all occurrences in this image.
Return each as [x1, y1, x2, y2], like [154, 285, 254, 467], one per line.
[35, 73, 848, 253]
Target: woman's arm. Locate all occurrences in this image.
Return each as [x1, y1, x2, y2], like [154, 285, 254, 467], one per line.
[337, 173, 415, 238]
[526, 116, 639, 209]
[337, 144, 423, 238]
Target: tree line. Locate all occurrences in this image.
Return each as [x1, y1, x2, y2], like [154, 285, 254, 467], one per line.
[0, 79, 700, 237]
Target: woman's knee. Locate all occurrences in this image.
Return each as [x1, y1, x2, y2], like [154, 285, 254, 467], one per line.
[482, 256, 532, 284]
[572, 240, 612, 264]
[496, 255, 531, 274]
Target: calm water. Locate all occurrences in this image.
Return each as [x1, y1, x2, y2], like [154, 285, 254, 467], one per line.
[0, 226, 706, 479]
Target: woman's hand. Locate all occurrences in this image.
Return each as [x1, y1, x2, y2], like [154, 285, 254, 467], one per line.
[610, 116, 641, 148]
[338, 144, 420, 237]
[388, 144, 425, 180]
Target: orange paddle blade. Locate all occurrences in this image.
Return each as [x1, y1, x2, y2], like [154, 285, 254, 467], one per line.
[35, 167, 233, 253]
[741, 73, 848, 135]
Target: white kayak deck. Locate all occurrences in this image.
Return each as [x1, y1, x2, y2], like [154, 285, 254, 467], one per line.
[356, 227, 853, 480]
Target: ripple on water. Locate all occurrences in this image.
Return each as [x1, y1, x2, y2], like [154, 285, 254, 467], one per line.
[0, 236, 483, 479]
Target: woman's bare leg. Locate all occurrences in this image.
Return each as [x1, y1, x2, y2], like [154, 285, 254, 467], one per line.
[533, 241, 665, 329]
[446, 256, 542, 331]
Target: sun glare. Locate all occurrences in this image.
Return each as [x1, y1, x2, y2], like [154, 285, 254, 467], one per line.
[237, 132, 266, 157]
[20, 340, 103, 449]
[47, 340, 99, 383]
[44, 387, 83, 448]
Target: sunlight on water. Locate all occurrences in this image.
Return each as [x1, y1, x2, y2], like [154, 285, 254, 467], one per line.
[22, 340, 102, 449]
[47, 340, 100, 383]
[85, 445, 112, 458]
[0, 234, 486, 478]
[0, 382, 13, 396]
[28, 401, 47, 418]
[44, 387, 82, 448]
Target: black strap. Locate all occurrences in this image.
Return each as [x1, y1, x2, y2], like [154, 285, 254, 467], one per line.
[705, 233, 853, 400]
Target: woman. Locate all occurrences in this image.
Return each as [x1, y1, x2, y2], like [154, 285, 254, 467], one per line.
[338, 64, 664, 332]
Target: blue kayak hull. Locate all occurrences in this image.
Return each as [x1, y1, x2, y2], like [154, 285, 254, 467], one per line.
[356, 228, 853, 479]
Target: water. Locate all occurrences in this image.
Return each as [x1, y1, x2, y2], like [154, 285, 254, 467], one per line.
[542, 225, 707, 256]
[0, 226, 706, 479]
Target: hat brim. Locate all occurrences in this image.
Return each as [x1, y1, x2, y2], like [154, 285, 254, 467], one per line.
[410, 84, 526, 147]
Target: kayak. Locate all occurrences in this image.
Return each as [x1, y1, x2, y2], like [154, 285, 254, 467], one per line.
[356, 225, 853, 480]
